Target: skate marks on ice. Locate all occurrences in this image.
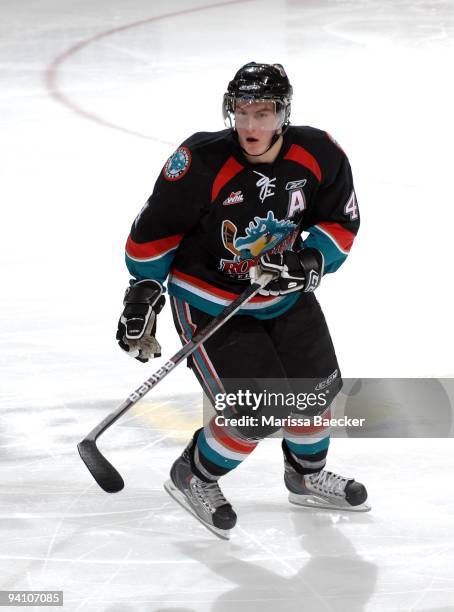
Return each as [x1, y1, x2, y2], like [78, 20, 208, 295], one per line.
[2, 401, 454, 609]
[168, 509, 377, 612]
[0, 391, 201, 469]
[0, 395, 201, 609]
[219, 438, 454, 612]
[321, 0, 454, 49]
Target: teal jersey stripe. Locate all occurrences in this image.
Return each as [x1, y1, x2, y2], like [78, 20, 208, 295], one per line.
[197, 429, 242, 469]
[304, 227, 347, 274]
[168, 280, 300, 320]
[125, 250, 176, 285]
[285, 436, 330, 455]
[174, 297, 194, 339]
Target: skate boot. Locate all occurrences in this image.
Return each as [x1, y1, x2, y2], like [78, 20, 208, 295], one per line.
[164, 434, 237, 539]
[283, 441, 370, 512]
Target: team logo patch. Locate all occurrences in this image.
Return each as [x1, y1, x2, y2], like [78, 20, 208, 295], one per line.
[219, 211, 297, 280]
[163, 146, 191, 181]
[223, 191, 244, 206]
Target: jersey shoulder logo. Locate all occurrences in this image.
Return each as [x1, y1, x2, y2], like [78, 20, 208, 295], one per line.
[163, 146, 192, 181]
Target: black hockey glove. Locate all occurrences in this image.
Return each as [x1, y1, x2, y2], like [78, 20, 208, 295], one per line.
[116, 280, 165, 363]
[251, 248, 323, 296]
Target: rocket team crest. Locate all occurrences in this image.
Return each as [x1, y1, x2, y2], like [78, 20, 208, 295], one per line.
[219, 211, 298, 280]
[163, 146, 192, 181]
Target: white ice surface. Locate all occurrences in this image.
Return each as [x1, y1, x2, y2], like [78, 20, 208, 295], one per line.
[2, 401, 454, 611]
[1, 0, 454, 610]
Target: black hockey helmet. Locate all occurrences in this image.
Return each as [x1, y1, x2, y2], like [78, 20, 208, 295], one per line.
[223, 62, 293, 131]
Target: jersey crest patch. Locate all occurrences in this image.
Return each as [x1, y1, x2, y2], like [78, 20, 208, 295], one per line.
[163, 146, 191, 181]
[219, 211, 298, 280]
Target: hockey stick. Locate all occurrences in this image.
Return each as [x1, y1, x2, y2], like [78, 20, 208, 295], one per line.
[77, 271, 275, 493]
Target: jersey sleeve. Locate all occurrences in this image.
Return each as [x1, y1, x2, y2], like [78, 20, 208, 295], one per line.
[301, 142, 360, 275]
[125, 144, 205, 286]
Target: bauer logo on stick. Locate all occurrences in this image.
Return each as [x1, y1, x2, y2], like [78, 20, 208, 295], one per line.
[163, 146, 192, 181]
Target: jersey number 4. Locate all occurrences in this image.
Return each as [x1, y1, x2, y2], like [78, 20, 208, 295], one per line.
[344, 191, 359, 221]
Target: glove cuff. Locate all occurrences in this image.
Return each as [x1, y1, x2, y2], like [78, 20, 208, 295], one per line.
[124, 279, 165, 313]
[296, 248, 324, 292]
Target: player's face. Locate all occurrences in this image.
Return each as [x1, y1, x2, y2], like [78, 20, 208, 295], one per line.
[235, 100, 281, 155]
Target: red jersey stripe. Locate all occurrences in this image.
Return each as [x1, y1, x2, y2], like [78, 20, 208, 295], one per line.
[180, 302, 225, 395]
[211, 156, 244, 203]
[171, 268, 279, 303]
[318, 222, 355, 252]
[126, 234, 183, 259]
[284, 144, 322, 182]
[182, 301, 197, 336]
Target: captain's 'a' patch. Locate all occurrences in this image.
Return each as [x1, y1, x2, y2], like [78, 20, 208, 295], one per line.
[163, 146, 192, 181]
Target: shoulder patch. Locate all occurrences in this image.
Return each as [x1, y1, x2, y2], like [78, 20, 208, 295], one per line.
[163, 146, 192, 181]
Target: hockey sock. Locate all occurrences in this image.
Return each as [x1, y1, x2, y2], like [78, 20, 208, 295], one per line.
[193, 416, 259, 481]
[282, 405, 332, 475]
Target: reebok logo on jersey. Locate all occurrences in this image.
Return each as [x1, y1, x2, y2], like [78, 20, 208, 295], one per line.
[285, 179, 307, 191]
[253, 171, 276, 203]
[222, 191, 244, 206]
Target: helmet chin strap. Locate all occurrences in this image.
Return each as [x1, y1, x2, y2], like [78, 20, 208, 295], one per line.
[239, 131, 281, 157]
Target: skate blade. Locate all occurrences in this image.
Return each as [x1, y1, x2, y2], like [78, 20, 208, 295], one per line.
[164, 479, 231, 540]
[289, 492, 371, 512]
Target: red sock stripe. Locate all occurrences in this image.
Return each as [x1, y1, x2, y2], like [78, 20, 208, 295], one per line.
[209, 415, 258, 454]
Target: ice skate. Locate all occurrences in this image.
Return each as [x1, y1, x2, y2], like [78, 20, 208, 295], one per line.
[164, 439, 237, 540]
[283, 443, 370, 512]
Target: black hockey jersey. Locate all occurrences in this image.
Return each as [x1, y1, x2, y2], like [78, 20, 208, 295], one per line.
[125, 126, 360, 319]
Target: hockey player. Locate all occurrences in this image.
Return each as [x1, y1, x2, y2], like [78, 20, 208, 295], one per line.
[117, 62, 369, 539]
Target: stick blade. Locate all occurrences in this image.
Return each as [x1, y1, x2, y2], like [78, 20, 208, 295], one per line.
[77, 439, 124, 493]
